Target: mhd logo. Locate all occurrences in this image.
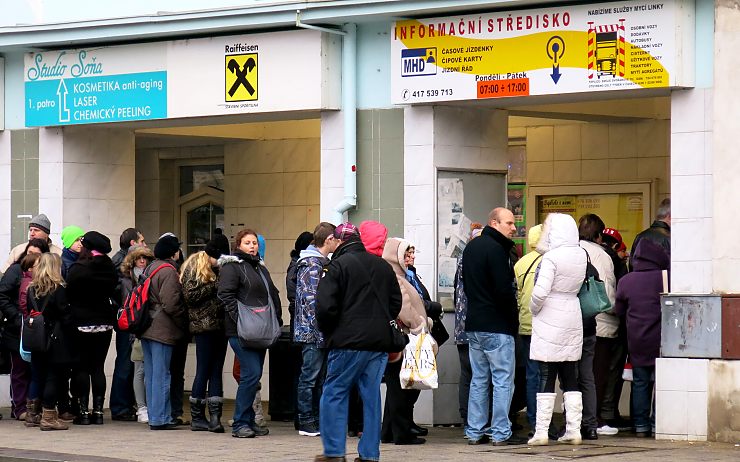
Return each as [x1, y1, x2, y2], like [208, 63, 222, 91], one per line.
[401, 48, 437, 77]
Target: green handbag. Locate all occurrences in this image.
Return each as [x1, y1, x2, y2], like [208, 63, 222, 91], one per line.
[578, 249, 611, 318]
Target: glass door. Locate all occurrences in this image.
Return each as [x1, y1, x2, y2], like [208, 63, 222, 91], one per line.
[185, 202, 225, 257]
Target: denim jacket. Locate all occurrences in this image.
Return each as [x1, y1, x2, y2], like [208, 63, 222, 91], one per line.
[293, 245, 328, 345]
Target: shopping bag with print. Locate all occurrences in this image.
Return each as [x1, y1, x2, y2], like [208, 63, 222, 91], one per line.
[399, 331, 438, 390]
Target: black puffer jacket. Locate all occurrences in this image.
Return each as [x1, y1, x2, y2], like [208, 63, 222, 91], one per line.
[182, 268, 224, 334]
[315, 238, 402, 351]
[65, 255, 118, 327]
[630, 220, 670, 268]
[0, 263, 23, 350]
[217, 251, 282, 339]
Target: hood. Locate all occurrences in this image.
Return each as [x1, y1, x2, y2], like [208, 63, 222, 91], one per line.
[382, 238, 411, 275]
[536, 213, 579, 254]
[298, 245, 325, 263]
[217, 254, 242, 266]
[631, 238, 670, 272]
[333, 238, 365, 259]
[120, 246, 155, 276]
[527, 224, 543, 250]
[359, 221, 388, 257]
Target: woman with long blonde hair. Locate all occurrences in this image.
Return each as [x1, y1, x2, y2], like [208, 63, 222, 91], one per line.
[28, 253, 76, 431]
[180, 239, 229, 433]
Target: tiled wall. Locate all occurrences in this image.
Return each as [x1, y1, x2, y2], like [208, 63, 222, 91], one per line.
[514, 118, 671, 202]
[349, 108, 404, 238]
[224, 137, 321, 315]
[671, 89, 713, 293]
[656, 358, 709, 441]
[9, 129, 39, 247]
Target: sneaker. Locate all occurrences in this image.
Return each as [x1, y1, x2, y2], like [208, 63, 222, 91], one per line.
[492, 434, 528, 446]
[112, 412, 137, 422]
[597, 424, 619, 436]
[252, 425, 269, 436]
[137, 407, 149, 424]
[299, 423, 321, 437]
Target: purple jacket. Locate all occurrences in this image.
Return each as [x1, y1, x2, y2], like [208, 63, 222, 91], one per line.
[613, 239, 669, 367]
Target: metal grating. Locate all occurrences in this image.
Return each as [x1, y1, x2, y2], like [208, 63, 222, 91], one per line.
[475, 444, 654, 459]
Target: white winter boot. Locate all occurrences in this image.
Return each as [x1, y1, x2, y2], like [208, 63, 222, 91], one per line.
[528, 393, 556, 446]
[558, 391, 583, 445]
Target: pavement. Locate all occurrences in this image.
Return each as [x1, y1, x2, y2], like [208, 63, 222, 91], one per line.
[0, 407, 738, 462]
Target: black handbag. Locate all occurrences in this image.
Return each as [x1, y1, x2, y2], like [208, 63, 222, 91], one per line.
[430, 317, 450, 346]
[22, 289, 49, 353]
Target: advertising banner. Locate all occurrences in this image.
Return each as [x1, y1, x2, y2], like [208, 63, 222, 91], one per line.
[391, 0, 694, 104]
[24, 30, 339, 126]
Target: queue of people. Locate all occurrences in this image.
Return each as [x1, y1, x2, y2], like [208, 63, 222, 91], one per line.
[0, 198, 670, 460]
[453, 198, 670, 447]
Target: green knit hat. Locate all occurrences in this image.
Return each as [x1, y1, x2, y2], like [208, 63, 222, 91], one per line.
[61, 225, 85, 249]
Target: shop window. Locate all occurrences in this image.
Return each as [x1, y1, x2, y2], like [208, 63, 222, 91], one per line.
[179, 165, 224, 197]
[537, 193, 644, 248]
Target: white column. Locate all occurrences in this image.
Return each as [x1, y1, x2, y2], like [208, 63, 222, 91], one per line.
[0, 130, 11, 257]
[320, 111, 345, 223]
[670, 89, 713, 293]
[39, 127, 65, 247]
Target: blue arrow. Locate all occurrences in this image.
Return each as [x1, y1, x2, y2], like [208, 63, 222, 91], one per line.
[550, 65, 562, 84]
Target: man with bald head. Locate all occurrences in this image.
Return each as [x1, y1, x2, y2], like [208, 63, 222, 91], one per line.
[461, 207, 526, 446]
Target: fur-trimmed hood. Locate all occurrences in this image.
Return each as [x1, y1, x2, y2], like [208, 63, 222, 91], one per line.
[120, 246, 155, 280]
[217, 254, 243, 266]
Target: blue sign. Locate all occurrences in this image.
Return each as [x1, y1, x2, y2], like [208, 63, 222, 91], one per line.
[401, 48, 437, 77]
[25, 71, 167, 126]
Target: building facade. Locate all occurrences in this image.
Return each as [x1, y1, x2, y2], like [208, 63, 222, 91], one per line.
[1, 0, 737, 442]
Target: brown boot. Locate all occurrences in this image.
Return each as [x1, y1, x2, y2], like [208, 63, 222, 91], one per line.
[314, 456, 346, 462]
[24, 399, 41, 427]
[40, 408, 69, 431]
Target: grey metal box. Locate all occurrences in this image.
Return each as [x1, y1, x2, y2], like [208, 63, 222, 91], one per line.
[661, 294, 722, 358]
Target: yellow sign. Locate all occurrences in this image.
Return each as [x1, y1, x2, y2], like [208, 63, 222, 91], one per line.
[225, 54, 258, 102]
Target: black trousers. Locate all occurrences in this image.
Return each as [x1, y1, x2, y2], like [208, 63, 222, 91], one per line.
[381, 359, 420, 443]
[538, 361, 579, 393]
[72, 330, 112, 400]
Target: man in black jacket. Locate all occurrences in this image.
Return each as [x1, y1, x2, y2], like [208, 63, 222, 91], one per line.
[462, 207, 527, 446]
[314, 223, 402, 462]
[630, 198, 670, 268]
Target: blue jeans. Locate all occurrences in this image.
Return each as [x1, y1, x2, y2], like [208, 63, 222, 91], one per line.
[109, 331, 134, 416]
[466, 331, 516, 442]
[141, 339, 173, 426]
[297, 343, 327, 426]
[632, 365, 655, 432]
[320, 349, 387, 461]
[521, 335, 539, 429]
[229, 337, 266, 432]
[192, 332, 228, 398]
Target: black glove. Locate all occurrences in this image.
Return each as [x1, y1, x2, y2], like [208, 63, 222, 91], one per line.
[425, 301, 442, 318]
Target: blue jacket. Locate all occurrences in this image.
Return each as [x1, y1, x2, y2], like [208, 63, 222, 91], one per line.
[293, 245, 328, 345]
[61, 248, 79, 279]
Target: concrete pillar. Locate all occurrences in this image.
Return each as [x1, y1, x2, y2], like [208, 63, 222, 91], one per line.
[0, 130, 10, 257]
[403, 106, 508, 424]
[320, 110, 345, 222]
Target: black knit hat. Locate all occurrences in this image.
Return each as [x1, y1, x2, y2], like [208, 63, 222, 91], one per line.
[154, 233, 181, 260]
[204, 238, 230, 260]
[81, 231, 112, 254]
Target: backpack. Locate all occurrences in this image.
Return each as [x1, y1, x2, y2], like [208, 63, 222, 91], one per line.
[117, 263, 175, 336]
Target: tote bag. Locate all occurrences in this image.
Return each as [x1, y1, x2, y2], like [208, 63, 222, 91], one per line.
[400, 331, 438, 390]
[578, 249, 611, 318]
[236, 266, 281, 349]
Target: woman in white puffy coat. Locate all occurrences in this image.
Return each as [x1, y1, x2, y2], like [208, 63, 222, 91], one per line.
[528, 213, 587, 446]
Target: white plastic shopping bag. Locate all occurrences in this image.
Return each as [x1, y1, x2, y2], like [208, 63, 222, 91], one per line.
[399, 332, 438, 390]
